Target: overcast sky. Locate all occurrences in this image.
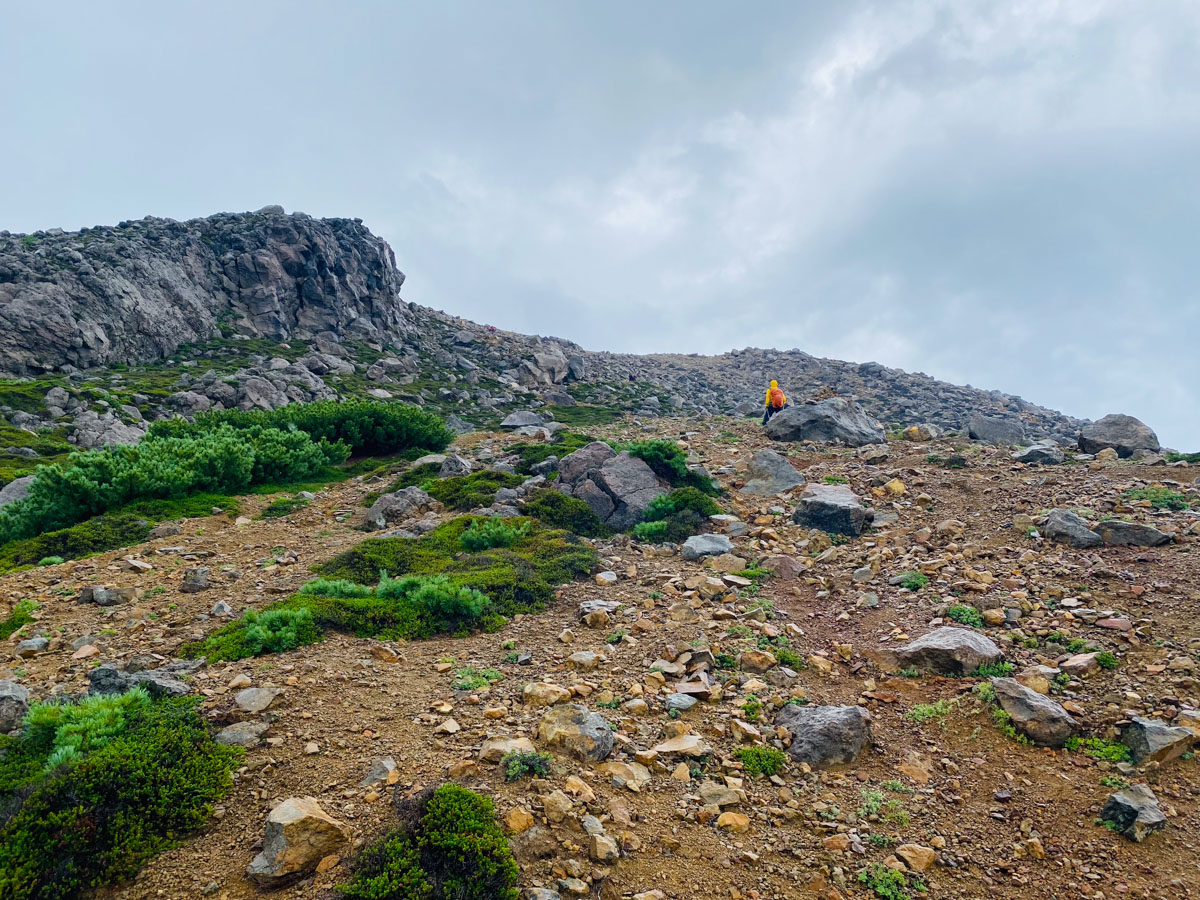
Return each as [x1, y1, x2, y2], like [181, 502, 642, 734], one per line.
[3, 1, 1198, 447]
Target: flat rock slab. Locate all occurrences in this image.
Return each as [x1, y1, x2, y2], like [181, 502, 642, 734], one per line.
[1123, 716, 1193, 765]
[1096, 521, 1172, 547]
[883, 627, 1003, 675]
[968, 414, 1027, 446]
[792, 483, 868, 537]
[764, 397, 884, 447]
[741, 449, 805, 496]
[681, 533, 734, 561]
[1042, 509, 1102, 548]
[776, 704, 872, 768]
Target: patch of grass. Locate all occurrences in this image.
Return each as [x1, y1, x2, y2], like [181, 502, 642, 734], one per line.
[424, 472, 527, 511]
[774, 647, 804, 669]
[337, 784, 518, 900]
[505, 431, 596, 475]
[740, 694, 763, 721]
[821, 474, 848, 484]
[734, 746, 785, 777]
[501, 751, 552, 781]
[1165, 452, 1200, 464]
[259, 496, 310, 519]
[1065, 736, 1132, 763]
[946, 604, 983, 628]
[899, 571, 929, 592]
[906, 699, 954, 725]
[1123, 487, 1189, 510]
[35, 556, 64, 566]
[459, 518, 530, 552]
[975, 661, 1014, 678]
[882, 799, 909, 826]
[0, 695, 241, 899]
[868, 833, 896, 848]
[521, 488, 610, 537]
[316, 517, 596, 617]
[0, 598, 38, 640]
[1101, 775, 1130, 790]
[1096, 650, 1119, 670]
[898, 668, 921, 678]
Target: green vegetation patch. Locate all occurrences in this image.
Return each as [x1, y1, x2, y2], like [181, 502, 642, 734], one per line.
[337, 784, 518, 900]
[616, 439, 720, 495]
[506, 431, 596, 475]
[0, 694, 242, 900]
[316, 517, 596, 617]
[858, 863, 925, 900]
[520, 488, 610, 538]
[1065, 736, 1132, 763]
[735, 746, 785, 777]
[945, 603, 983, 628]
[501, 750, 553, 781]
[259, 496, 310, 519]
[632, 486, 721, 543]
[545, 405, 623, 427]
[182, 607, 322, 662]
[1122, 486, 1190, 510]
[0, 598, 38, 640]
[423, 472, 526, 511]
[899, 571, 930, 592]
[459, 518, 529, 552]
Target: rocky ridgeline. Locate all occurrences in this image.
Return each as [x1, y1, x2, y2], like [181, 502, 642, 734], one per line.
[0, 206, 411, 373]
[1, 209, 1093, 443]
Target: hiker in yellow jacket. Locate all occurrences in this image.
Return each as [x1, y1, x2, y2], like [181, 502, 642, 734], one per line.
[762, 380, 788, 425]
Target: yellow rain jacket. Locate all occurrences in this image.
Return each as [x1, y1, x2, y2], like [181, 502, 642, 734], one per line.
[765, 380, 786, 409]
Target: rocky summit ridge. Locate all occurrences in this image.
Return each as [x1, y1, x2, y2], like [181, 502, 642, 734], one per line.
[0, 208, 1088, 441]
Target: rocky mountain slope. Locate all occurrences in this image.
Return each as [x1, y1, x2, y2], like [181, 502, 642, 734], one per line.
[0, 209, 1088, 447]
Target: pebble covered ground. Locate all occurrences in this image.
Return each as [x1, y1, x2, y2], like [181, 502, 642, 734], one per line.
[4, 416, 1199, 900]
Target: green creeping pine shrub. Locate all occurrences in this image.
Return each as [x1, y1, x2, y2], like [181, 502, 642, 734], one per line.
[396, 462, 443, 489]
[338, 784, 518, 900]
[858, 863, 924, 900]
[520, 489, 610, 538]
[899, 571, 929, 591]
[36, 556, 64, 566]
[617, 439, 720, 495]
[260, 496, 310, 518]
[501, 751, 552, 781]
[507, 431, 596, 474]
[946, 604, 983, 628]
[1096, 650, 1119, 670]
[315, 517, 596, 617]
[0, 425, 345, 546]
[632, 520, 669, 543]
[149, 399, 453, 457]
[0, 696, 242, 900]
[822, 474, 848, 484]
[21, 687, 152, 772]
[185, 573, 497, 659]
[636, 486, 722, 542]
[423, 472, 527, 511]
[735, 746, 785, 777]
[1123, 486, 1190, 510]
[459, 518, 530, 552]
[186, 607, 322, 662]
[0, 598, 38, 640]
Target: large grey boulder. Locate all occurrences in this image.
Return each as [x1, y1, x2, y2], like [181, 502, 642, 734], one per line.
[967, 414, 1027, 446]
[1101, 785, 1167, 842]
[764, 398, 884, 447]
[792, 483, 868, 537]
[1079, 414, 1159, 457]
[537, 704, 614, 762]
[681, 534, 734, 560]
[69, 411, 147, 449]
[0, 680, 29, 733]
[776, 704, 872, 768]
[883, 627, 1003, 675]
[365, 486, 436, 530]
[593, 453, 666, 530]
[1013, 442, 1064, 465]
[0, 475, 34, 510]
[991, 677, 1079, 747]
[741, 449, 805, 496]
[558, 441, 616, 485]
[1042, 509, 1102, 548]
[1123, 716, 1193, 765]
[1096, 521, 1172, 547]
[88, 663, 192, 698]
[501, 411, 545, 430]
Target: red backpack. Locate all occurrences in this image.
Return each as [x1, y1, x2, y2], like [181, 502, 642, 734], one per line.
[768, 387, 785, 409]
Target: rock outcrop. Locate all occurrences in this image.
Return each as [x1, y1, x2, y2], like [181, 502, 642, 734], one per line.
[1079, 414, 1159, 457]
[0, 208, 411, 373]
[763, 398, 884, 446]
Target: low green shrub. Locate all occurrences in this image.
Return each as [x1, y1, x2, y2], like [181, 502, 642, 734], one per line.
[899, 571, 929, 592]
[150, 399, 453, 458]
[1096, 650, 1119, 670]
[858, 863, 924, 900]
[338, 784, 518, 900]
[0, 696, 241, 899]
[632, 520, 669, 543]
[520, 489, 610, 537]
[501, 751, 552, 781]
[316, 517, 596, 617]
[735, 746, 785, 778]
[1064, 736, 1132, 763]
[636, 486, 722, 542]
[186, 607, 322, 662]
[459, 519, 530, 552]
[36, 556, 64, 567]
[946, 604, 983, 627]
[975, 661, 1014, 678]
[260, 496, 310, 518]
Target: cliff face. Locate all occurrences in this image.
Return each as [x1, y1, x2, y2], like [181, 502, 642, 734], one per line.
[0, 207, 411, 373]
